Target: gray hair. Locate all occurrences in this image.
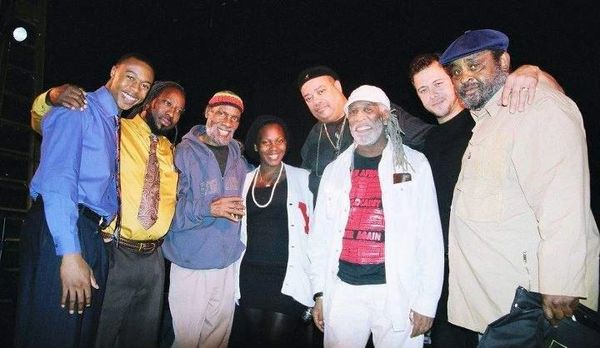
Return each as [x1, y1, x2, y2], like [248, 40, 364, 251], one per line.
[385, 107, 413, 173]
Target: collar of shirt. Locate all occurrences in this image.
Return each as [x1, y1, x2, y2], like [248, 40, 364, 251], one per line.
[471, 88, 503, 122]
[94, 86, 120, 118]
[130, 114, 177, 161]
[129, 113, 152, 136]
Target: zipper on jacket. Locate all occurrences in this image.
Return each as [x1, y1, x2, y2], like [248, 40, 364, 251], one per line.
[522, 251, 531, 290]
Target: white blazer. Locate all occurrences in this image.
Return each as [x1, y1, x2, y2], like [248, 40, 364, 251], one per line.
[309, 141, 444, 331]
[235, 163, 314, 307]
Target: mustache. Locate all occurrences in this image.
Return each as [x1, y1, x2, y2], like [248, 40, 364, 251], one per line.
[147, 116, 176, 137]
[459, 80, 482, 94]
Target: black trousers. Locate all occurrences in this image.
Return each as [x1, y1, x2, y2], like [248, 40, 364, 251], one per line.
[95, 243, 165, 348]
[429, 260, 478, 348]
[230, 306, 313, 348]
[15, 200, 108, 348]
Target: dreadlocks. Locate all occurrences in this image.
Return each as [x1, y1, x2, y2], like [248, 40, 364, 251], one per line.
[128, 80, 185, 118]
[128, 81, 185, 145]
[385, 107, 413, 173]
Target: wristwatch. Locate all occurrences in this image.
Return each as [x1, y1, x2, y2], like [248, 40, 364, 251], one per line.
[313, 292, 323, 301]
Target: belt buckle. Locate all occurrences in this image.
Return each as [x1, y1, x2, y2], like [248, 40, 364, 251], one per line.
[138, 241, 155, 254]
[99, 217, 108, 229]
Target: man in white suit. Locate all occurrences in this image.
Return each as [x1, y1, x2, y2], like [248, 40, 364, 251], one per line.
[309, 85, 444, 347]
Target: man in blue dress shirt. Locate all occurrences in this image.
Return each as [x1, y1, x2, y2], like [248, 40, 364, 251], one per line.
[15, 53, 155, 348]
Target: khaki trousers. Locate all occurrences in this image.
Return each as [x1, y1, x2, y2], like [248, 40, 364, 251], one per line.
[169, 263, 235, 348]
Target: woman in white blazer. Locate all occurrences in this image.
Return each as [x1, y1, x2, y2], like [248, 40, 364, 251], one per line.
[230, 115, 314, 347]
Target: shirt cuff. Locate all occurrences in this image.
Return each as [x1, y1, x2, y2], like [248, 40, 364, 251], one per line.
[31, 90, 53, 134]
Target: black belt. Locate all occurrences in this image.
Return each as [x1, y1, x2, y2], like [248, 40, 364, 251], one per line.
[101, 232, 163, 254]
[78, 204, 102, 224]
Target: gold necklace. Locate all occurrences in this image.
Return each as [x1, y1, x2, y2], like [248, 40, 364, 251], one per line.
[315, 117, 347, 177]
[322, 118, 346, 151]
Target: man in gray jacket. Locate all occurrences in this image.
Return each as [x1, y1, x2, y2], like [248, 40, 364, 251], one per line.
[162, 90, 248, 348]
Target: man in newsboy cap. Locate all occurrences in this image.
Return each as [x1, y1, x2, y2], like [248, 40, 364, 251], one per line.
[440, 29, 599, 333]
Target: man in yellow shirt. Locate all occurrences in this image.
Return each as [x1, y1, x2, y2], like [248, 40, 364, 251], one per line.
[31, 81, 186, 347]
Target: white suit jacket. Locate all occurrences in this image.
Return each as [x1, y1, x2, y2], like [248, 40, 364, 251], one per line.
[235, 163, 314, 307]
[309, 141, 444, 331]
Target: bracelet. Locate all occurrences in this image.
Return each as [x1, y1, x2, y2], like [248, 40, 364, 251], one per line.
[313, 292, 323, 301]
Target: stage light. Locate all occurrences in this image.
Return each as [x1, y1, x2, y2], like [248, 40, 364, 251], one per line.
[12, 27, 27, 42]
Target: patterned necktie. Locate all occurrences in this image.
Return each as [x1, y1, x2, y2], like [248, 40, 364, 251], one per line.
[137, 134, 160, 229]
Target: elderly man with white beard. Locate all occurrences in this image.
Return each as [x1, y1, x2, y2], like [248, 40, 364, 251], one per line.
[309, 85, 443, 347]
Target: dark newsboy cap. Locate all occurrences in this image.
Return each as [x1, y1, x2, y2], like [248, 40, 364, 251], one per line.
[439, 29, 509, 65]
[297, 65, 340, 89]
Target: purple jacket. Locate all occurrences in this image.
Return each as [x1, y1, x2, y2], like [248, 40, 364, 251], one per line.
[162, 125, 247, 269]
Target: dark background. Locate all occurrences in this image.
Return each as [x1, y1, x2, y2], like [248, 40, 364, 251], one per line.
[0, 1, 598, 346]
[42, 0, 599, 217]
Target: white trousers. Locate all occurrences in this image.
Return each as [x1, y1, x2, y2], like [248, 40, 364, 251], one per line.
[169, 263, 236, 348]
[324, 279, 423, 348]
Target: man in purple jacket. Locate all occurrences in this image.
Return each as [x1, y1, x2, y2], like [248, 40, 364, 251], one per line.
[162, 90, 248, 348]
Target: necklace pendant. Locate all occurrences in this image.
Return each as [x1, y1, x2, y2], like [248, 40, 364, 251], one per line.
[265, 183, 271, 187]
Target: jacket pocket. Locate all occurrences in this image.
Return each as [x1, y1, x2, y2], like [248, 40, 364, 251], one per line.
[454, 178, 502, 222]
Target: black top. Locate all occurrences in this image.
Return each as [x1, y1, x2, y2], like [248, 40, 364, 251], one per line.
[205, 143, 229, 176]
[240, 178, 305, 316]
[300, 118, 353, 199]
[423, 109, 474, 322]
[243, 179, 289, 267]
[423, 109, 474, 254]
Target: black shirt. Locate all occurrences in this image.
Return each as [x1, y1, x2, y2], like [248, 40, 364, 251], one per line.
[205, 143, 229, 176]
[423, 109, 474, 255]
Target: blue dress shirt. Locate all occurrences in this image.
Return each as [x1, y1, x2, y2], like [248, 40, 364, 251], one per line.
[30, 86, 119, 255]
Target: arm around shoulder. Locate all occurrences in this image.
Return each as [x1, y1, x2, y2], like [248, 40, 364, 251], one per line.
[31, 84, 89, 135]
[31, 90, 53, 134]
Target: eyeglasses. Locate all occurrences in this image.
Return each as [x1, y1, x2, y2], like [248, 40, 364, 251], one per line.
[211, 108, 241, 123]
[158, 99, 185, 115]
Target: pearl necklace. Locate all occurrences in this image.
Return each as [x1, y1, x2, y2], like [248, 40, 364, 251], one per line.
[251, 164, 284, 208]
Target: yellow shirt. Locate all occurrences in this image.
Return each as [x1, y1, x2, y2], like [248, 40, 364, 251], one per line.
[448, 84, 599, 333]
[114, 115, 178, 240]
[31, 92, 178, 241]
[30, 90, 52, 133]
